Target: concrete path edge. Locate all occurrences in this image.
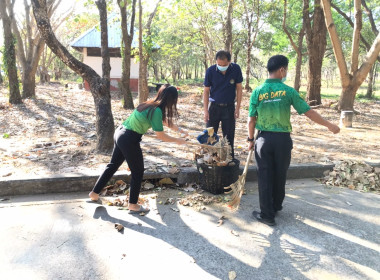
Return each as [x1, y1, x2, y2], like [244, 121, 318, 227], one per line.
[1, 162, 379, 196]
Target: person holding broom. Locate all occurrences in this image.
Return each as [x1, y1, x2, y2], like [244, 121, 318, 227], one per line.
[89, 84, 188, 214]
[247, 55, 340, 226]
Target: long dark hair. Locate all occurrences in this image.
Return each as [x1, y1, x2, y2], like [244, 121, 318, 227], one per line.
[137, 84, 178, 127]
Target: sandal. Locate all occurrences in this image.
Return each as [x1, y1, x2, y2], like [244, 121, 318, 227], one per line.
[128, 205, 150, 215]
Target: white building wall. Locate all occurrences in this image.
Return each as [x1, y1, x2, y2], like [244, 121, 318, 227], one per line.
[83, 48, 139, 79]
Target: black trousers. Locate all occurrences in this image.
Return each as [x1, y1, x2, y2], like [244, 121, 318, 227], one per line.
[92, 126, 144, 204]
[254, 131, 292, 219]
[207, 102, 235, 156]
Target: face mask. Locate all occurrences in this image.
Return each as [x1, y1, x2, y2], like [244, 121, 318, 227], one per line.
[217, 64, 229, 72]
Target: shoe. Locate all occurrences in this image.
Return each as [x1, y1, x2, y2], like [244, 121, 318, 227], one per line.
[128, 205, 150, 215]
[252, 210, 275, 226]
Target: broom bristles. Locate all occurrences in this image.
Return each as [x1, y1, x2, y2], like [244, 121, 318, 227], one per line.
[224, 149, 253, 210]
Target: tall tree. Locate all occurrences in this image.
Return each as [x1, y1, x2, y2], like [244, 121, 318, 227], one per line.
[118, 0, 136, 109]
[32, 0, 115, 152]
[330, 0, 379, 99]
[242, 0, 260, 91]
[303, 0, 327, 105]
[0, 0, 22, 104]
[283, 0, 304, 92]
[321, 0, 380, 110]
[138, 0, 161, 103]
[8, 0, 71, 98]
[224, 0, 234, 53]
[366, 63, 376, 98]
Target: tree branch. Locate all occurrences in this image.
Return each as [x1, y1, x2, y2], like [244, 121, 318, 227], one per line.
[331, 2, 380, 63]
[356, 33, 380, 84]
[283, 0, 300, 54]
[321, 0, 350, 87]
[361, 0, 378, 35]
[350, 0, 362, 73]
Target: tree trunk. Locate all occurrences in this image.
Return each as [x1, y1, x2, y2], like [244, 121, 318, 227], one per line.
[22, 67, 37, 98]
[0, 68, 3, 84]
[94, 0, 114, 152]
[0, 1, 22, 104]
[339, 84, 360, 110]
[294, 28, 305, 92]
[365, 63, 375, 98]
[245, 47, 252, 91]
[294, 51, 303, 92]
[303, 0, 326, 105]
[160, 65, 165, 80]
[32, 0, 114, 153]
[118, 0, 136, 109]
[8, 0, 45, 99]
[224, 0, 234, 53]
[120, 32, 135, 110]
[152, 63, 159, 81]
[321, 0, 380, 110]
[138, 0, 161, 103]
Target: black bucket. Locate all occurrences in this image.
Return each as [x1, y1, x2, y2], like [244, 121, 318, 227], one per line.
[196, 159, 240, 194]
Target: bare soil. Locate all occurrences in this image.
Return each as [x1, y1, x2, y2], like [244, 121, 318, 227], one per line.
[1, 83, 379, 180]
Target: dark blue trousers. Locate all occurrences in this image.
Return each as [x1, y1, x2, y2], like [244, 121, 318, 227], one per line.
[254, 131, 292, 219]
[207, 102, 235, 156]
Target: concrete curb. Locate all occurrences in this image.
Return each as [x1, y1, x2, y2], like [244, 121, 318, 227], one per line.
[1, 162, 379, 196]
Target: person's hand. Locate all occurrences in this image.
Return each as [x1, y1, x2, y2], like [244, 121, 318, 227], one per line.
[234, 107, 240, 119]
[204, 110, 209, 123]
[247, 141, 254, 151]
[328, 123, 340, 134]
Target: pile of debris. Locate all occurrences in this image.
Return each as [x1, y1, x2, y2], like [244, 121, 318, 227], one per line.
[179, 193, 226, 209]
[322, 160, 380, 193]
[194, 136, 234, 166]
[99, 180, 129, 196]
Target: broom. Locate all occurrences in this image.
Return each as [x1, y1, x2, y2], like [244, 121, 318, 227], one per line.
[224, 148, 254, 210]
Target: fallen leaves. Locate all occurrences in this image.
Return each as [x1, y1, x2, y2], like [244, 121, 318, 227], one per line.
[179, 193, 224, 209]
[228, 271, 237, 280]
[321, 160, 380, 193]
[230, 230, 239, 237]
[217, 216, 226, 227]
[100, 180, 129, 196]
[159, 178, 174, 185]
[1, 83, 379, 180]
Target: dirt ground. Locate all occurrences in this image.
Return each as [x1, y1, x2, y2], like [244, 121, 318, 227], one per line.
[1, 83, 379, 179]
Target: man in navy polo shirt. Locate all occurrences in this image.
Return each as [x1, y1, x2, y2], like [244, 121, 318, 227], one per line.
[203, 50, 243, 157]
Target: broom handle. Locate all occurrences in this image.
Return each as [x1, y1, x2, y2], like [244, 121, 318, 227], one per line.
[242, 149, 254, 175]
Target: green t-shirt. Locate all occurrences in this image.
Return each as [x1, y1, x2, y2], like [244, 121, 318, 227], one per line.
[122, 107, 164, 134]
[249, 79, 310, 132]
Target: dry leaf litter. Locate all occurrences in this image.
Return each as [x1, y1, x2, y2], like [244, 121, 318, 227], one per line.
[194, 136, 234, 167]
[1, 84, 380, 179]
[321, 160, 380, 193]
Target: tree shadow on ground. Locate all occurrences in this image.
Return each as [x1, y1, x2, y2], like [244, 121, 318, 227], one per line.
[90, 183, 380, 279]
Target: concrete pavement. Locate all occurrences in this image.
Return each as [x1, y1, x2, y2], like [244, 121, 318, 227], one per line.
[0, 179, 379, 280]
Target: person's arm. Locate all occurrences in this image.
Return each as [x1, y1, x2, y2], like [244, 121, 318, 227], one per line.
[304, 109, 340, 134]
[203, 86, 210, 123]
[247, 116, 257, 150]
[163, 120, 189, 137]
[155, 131, 187, 145]
[235, 83, 242, 119]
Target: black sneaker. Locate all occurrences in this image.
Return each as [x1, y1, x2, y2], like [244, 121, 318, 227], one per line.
[252, 211, 275, 226]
